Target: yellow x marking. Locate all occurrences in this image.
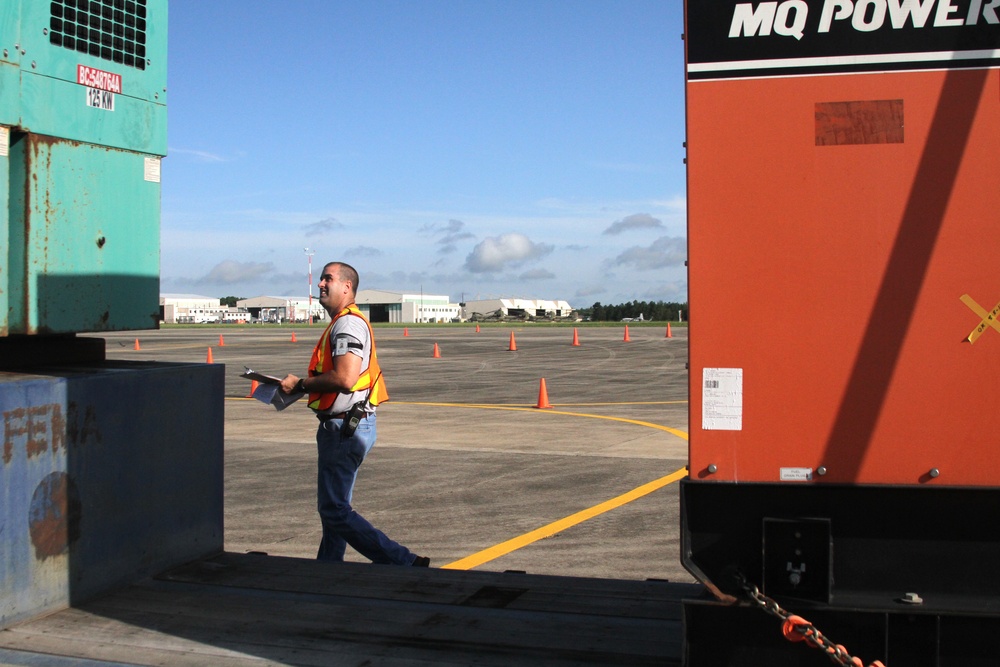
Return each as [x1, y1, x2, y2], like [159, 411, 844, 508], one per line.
[960, 294, 1000, 344]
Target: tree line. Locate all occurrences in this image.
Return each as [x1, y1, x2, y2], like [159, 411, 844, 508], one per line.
[581, 300, 687, 322]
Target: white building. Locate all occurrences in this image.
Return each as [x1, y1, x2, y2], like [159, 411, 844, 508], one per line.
[355, 290, 459, 323]
[161, 292, 573, 325]
[160, 294, 250, 324]
[236, 296, 326, 323]
[462, 297, 576, 321]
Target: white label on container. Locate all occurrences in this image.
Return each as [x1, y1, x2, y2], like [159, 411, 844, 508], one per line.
[0, 126, 8, 157]
[144, 157, 161, 183]
[780, 467, 813, 481]
[85, 87, 115, 111]
[702, 367, 743, 430]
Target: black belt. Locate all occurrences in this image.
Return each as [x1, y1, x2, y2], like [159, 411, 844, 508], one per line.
[317, 412, 372, 422]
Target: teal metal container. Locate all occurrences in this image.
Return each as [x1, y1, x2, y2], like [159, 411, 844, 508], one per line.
[0, 0, 228, 634]
[1, 0, 167, 335]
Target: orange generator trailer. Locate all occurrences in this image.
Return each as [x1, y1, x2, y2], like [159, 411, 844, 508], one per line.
[682, 1, 1000, 664]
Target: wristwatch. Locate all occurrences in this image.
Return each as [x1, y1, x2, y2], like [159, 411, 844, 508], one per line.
[295, 378, 307, 393]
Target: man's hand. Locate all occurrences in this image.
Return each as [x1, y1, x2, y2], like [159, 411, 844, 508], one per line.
[280, 374, 300, 394]
[280, 349, 362, 397]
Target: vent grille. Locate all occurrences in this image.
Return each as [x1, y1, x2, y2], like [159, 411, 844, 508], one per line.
[49, 0, 148, 71]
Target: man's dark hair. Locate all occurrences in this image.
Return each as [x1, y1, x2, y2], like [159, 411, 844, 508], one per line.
[327, 262, 359, 296]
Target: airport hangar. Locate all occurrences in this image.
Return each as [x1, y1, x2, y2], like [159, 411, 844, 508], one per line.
[160, 292, 575, 324]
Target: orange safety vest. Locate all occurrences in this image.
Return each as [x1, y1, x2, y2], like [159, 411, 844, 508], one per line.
[306, 304, 388, 412]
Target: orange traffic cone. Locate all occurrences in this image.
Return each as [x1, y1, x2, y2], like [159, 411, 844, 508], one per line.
[291, 332, 297, 342]
[535, 378, 553, 409]
[666, 323, 673, 338]
[206, 347, 214, 364]
[623, 325, 631, 342]
[571, 328, 580, 346]
[475, 324, 480, 333]
[133, 338, 141, 350]
[508, 332, 518, 351]
[432, 343, 441, 358]
[219, 334, 225, 347]
[404, 327, 410, 337]
[246, 380, 259, 398]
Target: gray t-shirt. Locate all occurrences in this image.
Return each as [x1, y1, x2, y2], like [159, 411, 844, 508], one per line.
[324, 314, 375, 415]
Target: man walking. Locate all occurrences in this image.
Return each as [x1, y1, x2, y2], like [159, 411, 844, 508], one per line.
[281, 261, 428, 566]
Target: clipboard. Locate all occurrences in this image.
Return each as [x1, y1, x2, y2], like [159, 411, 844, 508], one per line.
[241, 367, 283, 384]
[242, 367, 304, 411]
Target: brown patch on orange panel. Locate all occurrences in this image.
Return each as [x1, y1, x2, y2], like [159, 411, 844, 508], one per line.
[816, 100, 904, 146]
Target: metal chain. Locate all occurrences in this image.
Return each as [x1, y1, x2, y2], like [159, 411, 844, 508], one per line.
[737, 574, 886, 667]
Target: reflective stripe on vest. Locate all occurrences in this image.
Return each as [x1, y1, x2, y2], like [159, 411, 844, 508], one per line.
[307, 304, 388, 412]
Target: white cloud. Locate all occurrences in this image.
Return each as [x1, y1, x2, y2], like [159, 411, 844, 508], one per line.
[612, 236, 686, 270]
[168, 147, 230, 163]
[464, 233, 554, 273]
[347, 246, 383, 258]
[421, 219, 476, 253]
[304, 217, 343, 237]
[194, 260, 276, 285]
[574, 285, 607, 298]
[364, 270, 431, 291]
[651, 196, 687, 213]
[519, 268, 555, 280]
[603, 213, 664, 235]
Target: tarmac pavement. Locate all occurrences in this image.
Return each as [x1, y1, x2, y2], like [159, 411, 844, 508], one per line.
[99, 323, 694, 583]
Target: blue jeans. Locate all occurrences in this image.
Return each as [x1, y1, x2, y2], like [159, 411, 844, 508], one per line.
[315, 413, 416, 565]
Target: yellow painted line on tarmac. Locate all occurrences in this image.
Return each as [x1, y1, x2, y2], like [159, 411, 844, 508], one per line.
[394, 400, 689, 570]
[440, 466, 689, 571]
[397, 401, 690, 442]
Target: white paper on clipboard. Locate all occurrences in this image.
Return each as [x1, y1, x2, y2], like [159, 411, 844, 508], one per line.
[242, 367, 304, 411]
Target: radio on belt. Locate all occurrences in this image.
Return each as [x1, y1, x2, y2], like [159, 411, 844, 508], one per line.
[341, 401, 367, 438]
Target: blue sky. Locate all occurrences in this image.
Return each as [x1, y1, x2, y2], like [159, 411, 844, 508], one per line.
[163, 1, 687, 307]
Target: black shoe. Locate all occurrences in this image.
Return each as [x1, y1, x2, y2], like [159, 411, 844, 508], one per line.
[412, 555, 430, 567]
